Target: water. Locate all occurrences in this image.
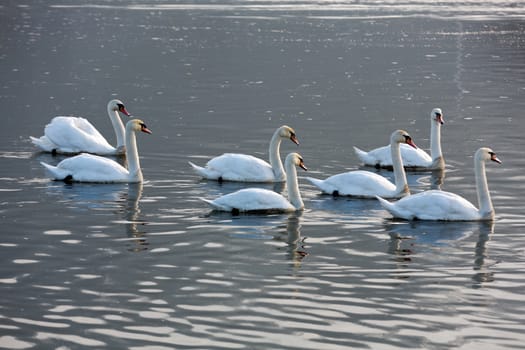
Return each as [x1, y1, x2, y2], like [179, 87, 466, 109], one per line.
[1, 1, 525, 349]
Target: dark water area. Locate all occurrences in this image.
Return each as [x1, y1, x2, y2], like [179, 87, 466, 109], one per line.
[1, 1, 525, 349]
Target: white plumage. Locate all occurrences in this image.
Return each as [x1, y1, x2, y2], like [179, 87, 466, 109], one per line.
[41, 153, 130, 183]
[377, 147, 501, 221]
[191, 153, 275, 182]
[307, 130, 416, 199]
[40, 119, 151, 183]
[307, 171, 400, 198]
[30, 99, 131, 155]
[202, 188, 296, 212]
[202, 153, 307, 213]
[354, 108, 444, 170]
[189, 125, 298, 182]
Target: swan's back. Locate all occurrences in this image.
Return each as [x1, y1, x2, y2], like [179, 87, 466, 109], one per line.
[203, 188, 294, 212]
[204, 153, 275, 182]
[355, 144, 432, 168]
[45, 117, 115, 154]
[378, 190, 481, 221]
[41, 153, 129, 183]
[308, 171, 397, 197]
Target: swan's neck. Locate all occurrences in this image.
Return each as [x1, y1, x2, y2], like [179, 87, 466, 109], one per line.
[475, 158, 494, 219]
[285, 161, 303, 210]
[125, 126, 143, 182]
[391, 141, 409, 195]
[269, 131, 285, 181]
[430, 120, 444, 167]
[108, 106, 126, 149]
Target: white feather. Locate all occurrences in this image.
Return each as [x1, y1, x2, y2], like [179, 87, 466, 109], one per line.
[30, 99, 130, 155]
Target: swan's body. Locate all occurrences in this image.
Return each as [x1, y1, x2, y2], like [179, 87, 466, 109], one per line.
[202, 153, 307, 213]
[307, 130, 416, 199]
[377, 148, 501, 221]
[354, 108, 444, 170]
[30, 99, 131, 155]
[40, 119, 151, 183]
[189, 125, 298, 182]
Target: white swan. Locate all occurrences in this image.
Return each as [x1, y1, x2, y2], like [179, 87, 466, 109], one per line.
[189, 125, 299, 182]
[30, 99, 131, 155]
[354, 108, 444, 170]
[40, 119, 151, 183]
[202, 153, 307, 213]
[376, 147, 501, 221]
[307, 130, 416, 198]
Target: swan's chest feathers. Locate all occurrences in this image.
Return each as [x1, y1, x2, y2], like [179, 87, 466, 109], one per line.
[207, 153, 275, 182]
[212, 188, 294, 212]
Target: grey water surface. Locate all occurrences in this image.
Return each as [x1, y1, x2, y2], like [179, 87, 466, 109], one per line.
[1, 1, 525, 349]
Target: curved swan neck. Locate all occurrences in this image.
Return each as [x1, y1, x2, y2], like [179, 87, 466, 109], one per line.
[475, 157, 493, 219]
[430, 119, 443, 164]
[108, 104, 126, 149]
[269, 130, 285, 181]
[125, 124, 143, 182]
[285, 158, 303, 210]
[391, 140, 409, 195]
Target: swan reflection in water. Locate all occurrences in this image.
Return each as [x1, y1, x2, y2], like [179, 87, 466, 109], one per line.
[121, 182, 148, 252]
[274, 212, 308, 267]
[45, 181, 128, 210]
[412, 167, 446, 191]
[430, 168, 445, 190]
[386, 220, 495, 285]
[204, 210, 308, 267]
[44, 181, 148, 251]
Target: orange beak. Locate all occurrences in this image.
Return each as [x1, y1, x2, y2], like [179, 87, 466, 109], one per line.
[406, 137, 417, 149]
[119, 106, 131, 117]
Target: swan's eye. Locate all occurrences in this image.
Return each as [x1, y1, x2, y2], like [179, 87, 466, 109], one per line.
[117, 104, 125, 110]
[435, 112, 441, 117]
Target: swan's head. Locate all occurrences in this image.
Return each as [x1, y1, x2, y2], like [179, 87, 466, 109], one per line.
[127, 119, 152, 135]
[391, 129, 417, 149]
[431, 108, 444, 125]
[108, 99, 131, 117]
[279, 125, 299, 145]
[476, 147, 501, 164]
[286, 152, 307, 171]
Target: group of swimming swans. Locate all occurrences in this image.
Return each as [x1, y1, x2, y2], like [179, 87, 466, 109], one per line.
[33, 99, 152, 183]
[32, 103, 500, 221]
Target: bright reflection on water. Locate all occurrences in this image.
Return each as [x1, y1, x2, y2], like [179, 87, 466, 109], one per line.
[1, 0, 525, 349]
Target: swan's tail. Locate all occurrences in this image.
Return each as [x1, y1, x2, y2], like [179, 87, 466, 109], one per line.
[306, 176, 323, 188]
[30, 136, 56, 153]
[353, 146, 371, 164]
[40, 162, 70, 180]
[189, 161, 221, 180]
[376, 195, 405, 219]
[306, 176, 336, 195]
[188, 161, 206, 176]
[200, 197, 227, 211]
[376, 195, 393, 210]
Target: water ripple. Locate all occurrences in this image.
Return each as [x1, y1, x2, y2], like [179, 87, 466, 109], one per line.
[48, 1, 525, 21]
